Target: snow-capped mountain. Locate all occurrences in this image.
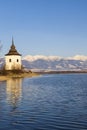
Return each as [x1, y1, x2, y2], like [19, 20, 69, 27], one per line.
[22, 55, 87, 72]
[1, 55, 87, 72]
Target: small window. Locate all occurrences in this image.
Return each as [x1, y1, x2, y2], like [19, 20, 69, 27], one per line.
[9, 59, 11, 62]
[17, 59, 19, 62]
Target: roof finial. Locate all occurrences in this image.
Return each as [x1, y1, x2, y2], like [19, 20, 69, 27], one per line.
[12, 36, 14, 45]
[11, 37, 15, 49]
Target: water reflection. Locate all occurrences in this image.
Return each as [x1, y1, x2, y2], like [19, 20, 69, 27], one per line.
[0, 74, 87, 130]
[6, 78, 22, 109]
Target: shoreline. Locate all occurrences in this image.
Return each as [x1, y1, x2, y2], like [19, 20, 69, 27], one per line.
[0, 72, 40, 81]
[36, 70, 87, 74]
[1, 70, 87, 81]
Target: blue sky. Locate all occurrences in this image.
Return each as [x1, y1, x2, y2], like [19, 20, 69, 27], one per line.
[0, 0, 87, 57]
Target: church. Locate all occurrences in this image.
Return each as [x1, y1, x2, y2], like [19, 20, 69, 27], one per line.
[5, 38, 22, 70]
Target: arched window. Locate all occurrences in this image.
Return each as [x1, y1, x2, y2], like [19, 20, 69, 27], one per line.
[9, 59, 11, 62]
[17, 59, 19, 62]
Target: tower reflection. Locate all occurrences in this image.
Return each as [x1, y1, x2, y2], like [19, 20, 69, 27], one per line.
[6, 78, 22, 109]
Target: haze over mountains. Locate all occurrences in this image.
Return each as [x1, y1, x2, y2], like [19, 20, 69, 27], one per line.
[1, 55, 87, 72]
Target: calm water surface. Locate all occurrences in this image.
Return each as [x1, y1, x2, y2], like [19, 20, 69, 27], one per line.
[0, 74, 87, 130]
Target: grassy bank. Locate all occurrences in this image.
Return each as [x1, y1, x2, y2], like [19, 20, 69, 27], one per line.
[0, 70, 39, 81]
[0, 76, 10, 81]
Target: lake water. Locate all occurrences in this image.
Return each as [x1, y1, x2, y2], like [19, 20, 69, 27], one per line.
[0, 74, 87, 130]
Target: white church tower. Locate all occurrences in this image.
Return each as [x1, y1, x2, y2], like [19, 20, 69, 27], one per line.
[5, 38, 22, 70]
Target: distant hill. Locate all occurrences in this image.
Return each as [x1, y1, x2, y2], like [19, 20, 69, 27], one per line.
[22, 55, 87, 72]
[1, 55, 87, 72]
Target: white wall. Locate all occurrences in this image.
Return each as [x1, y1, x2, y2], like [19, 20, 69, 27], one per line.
[5, 55, 22, 70]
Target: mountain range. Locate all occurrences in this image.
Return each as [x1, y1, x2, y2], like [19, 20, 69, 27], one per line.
[1, 55, 87, 72]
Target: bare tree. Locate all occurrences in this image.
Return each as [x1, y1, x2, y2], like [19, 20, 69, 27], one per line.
[0, 41, 3, 70]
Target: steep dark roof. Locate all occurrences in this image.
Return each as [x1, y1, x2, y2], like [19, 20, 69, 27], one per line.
[5, 39, 21, 56]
